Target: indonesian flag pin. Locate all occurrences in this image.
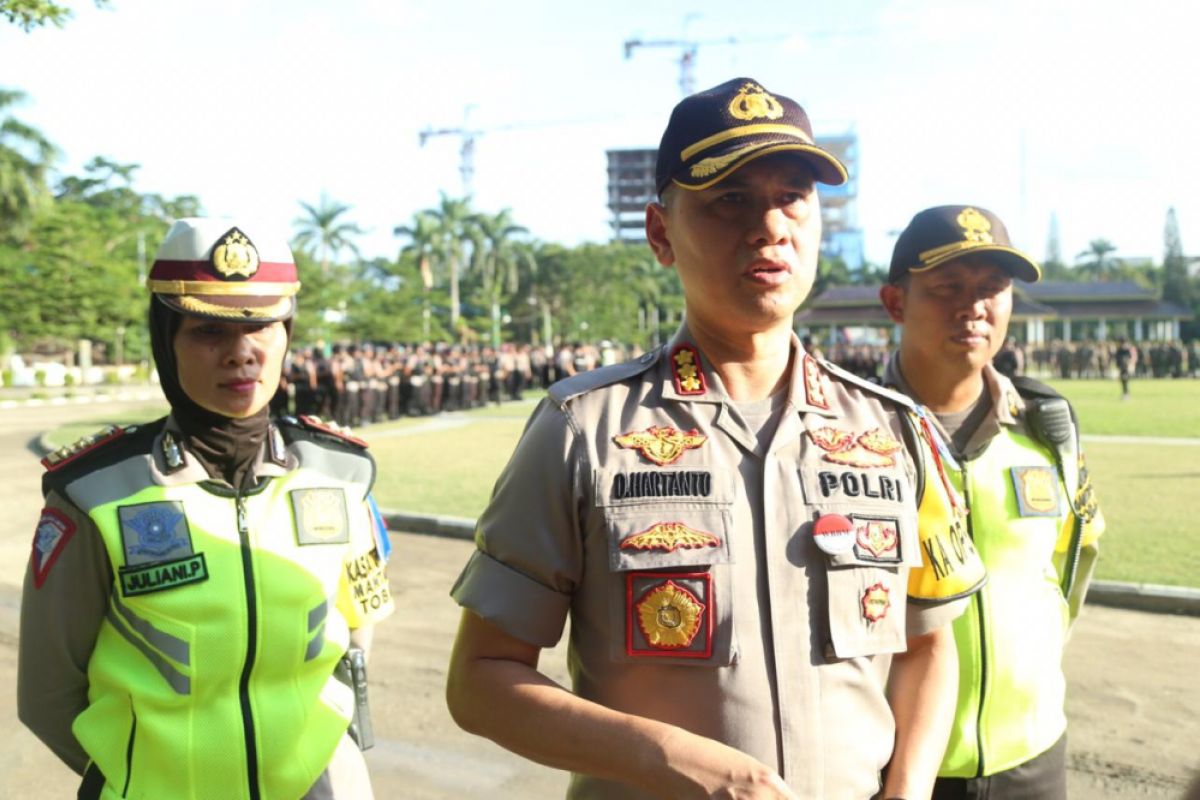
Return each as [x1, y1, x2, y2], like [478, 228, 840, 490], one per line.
[813, 514, 856, 555]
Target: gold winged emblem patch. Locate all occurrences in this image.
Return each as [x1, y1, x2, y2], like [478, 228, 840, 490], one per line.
[614, 425, 707, 466]
[620, 522, 721, 553]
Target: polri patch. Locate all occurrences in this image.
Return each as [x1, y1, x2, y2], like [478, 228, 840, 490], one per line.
[119, 502, 194, 566]
[1011, 466, 1060, 517]
[120, 553, 209, 597]
[291, 488, 350, 545]
[861, 582, 890, 623]
[32, 508, 77, 588]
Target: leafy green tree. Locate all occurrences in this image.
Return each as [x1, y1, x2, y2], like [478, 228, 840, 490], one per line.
[0, 88, 57, 242]
[292, 194, 364, 274]
[466, 208, 534, 346]
[1, 0, 109, 32]
[422, 193, 473, 331]
[1075, 238, 1121, 280]
[393, 210, 442, 339]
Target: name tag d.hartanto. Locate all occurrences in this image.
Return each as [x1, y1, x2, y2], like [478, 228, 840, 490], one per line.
[612, 470, 713, 501]
[120, 553, 209, 597]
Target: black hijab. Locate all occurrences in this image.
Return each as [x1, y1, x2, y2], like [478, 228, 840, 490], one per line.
[149, 298, 286, 489]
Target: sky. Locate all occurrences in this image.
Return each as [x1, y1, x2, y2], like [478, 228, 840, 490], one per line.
[3, 0, 1198, 270]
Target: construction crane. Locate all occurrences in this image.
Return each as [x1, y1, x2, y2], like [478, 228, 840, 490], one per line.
[418, 105, 488, 198]
[623, 36, 740, 97]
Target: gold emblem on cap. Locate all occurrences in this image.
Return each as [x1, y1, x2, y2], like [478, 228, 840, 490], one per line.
[212, 228, 260, 279]
[956, 208, 994, 244]
[728, 82, 783, 121]
[690, 141, 765, 178]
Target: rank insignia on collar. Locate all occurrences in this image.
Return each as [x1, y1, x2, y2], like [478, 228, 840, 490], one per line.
[635, 579, 706, 648]
[268, 425, 287, 466]
[620, 522, 720, 553]
[31, 508, 76, 588]
[861, 582, 890, 623]
[809, 426, 902, 468]
[671, 344, 707, 395]
[802, 355, 830, 409]
[614, 425, 707, 466]
[161, 431, 187, 472]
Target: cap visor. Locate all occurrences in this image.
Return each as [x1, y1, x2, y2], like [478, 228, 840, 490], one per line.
[910, 246, 1042, 282]
[675, 140, 848, 190]
[157, 293, 295, 322]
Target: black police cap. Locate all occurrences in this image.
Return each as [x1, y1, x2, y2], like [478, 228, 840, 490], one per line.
[655, 78, 847, 196]
[888, 205, 1041, 284]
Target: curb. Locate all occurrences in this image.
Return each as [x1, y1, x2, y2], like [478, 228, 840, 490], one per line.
[380, 510, 1200, 618]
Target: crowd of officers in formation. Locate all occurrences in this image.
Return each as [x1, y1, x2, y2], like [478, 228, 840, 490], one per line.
[272, 340, 643, 424]
[273, 335, 1197, 425]
[806, 336, 1199, 383]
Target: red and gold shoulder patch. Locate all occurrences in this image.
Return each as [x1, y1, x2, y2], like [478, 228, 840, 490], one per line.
[670, 344, 706, 395]
[298, 415, 369, 448]
[620, 521, 721, 553]
[41, 425, 126, 472]
[808, 426, 902, 468]
[802, 354, 830, 409]
[613, 425, 707, 466]
[31, 507, 77, 588]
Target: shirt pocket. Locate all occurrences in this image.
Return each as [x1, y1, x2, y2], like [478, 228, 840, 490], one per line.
[593, 466, 737, 666]
[810, 506, 921, 659]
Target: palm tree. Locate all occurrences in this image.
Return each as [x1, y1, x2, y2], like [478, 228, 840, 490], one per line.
[394, 210, 442, 339]
[468, 208, 535, 346]
[0, 88, 57, 242]
[292, 194, 364, 274]
[1075, 239, 1120, 281]
[425, 193, 474, 330]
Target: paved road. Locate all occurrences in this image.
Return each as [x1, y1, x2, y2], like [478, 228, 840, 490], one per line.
[1, 402, 1196, 798]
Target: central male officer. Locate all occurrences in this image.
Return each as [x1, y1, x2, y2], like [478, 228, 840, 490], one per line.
[446, 79, 984, 799]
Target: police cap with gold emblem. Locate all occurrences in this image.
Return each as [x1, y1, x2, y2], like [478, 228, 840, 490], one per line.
[655, 77, 848, 195]
[147, 218, 300, 322]
[888, 205, 1041, 284]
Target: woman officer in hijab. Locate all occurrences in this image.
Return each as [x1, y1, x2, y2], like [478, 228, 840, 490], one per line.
[18, 218, 393, 800]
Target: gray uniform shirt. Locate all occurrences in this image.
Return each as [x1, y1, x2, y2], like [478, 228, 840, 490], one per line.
[452, 325, 976, 800]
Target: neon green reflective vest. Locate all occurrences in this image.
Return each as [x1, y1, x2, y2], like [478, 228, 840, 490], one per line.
[939, 428, 1079, 777]
[64, 431, 380, 800]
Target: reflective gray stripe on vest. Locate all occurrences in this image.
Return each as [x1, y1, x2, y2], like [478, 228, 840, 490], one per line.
[106, 605, 191, 695]
[112, 593, 191, 666]
[287, 440, 374, 500]
[66, 454, 156, 513]
[305, 600, 328, 662]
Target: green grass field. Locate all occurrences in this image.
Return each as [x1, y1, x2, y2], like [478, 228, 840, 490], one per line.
[47, 381, 1200, 586]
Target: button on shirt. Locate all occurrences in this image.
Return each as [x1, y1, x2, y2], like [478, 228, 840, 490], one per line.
[452, 325, 978, 800]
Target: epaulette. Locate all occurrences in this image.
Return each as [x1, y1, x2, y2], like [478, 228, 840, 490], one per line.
[818, 357, 917, 411]
[548, 348, 663, 407]
[42, 425, 132, 472]
[279, 415, 369, 449]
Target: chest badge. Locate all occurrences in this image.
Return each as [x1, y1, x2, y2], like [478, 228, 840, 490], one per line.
[291, 488, 351, 545]
[861, 583, 891, 623]
[117, 501, 207, 597]
[614, 425, 707, 466]
[620, 521, 720, 553]
[809, 426, 902, 468]
[855, 517, 900, 561]
[635, 580, 706, 648]
[813, 513, 855, 555]
[1011, 466, 1060, 517]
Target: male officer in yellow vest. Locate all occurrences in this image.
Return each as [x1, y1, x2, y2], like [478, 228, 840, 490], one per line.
[879, 205, 1104, 799]
[446, 78, 987, 800]
[18, 218, 394, 799]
